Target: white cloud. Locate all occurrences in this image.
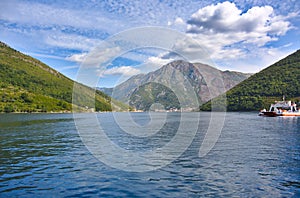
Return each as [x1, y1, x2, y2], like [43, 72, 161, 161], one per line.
[98, 66, 140, 77]
[216, 47, 295, 73]
[167, 17, 187, 31]
[180, 1, 297, 62]
[66, 46, 121, 67]
[1, 0, 299, 81]
[136, 51, 179, 74]
[0, 1, 122, 34]
[66, 53, 87, 63]
[174, 17, 185, 25]
[45, 33, 102, 51]
[187, 1, 293, 40]
[59, 65, 79, 71]
[147, 55, 174, 66]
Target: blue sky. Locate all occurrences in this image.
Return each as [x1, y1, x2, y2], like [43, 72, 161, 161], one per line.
[0, 0, 299, 87]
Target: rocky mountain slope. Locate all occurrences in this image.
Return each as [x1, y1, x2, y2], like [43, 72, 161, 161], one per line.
[104, 60, 251, 111]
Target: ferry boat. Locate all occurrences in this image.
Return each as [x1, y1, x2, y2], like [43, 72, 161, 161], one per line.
[259, 99, 300, 117]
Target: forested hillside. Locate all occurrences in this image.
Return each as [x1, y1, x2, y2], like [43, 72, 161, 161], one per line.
[201, 50, 300, 111]
[0, 41, 114, 112]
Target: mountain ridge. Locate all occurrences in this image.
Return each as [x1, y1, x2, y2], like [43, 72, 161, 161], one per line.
[103, 60, 251, 111]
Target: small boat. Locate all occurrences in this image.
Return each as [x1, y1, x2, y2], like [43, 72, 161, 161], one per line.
[259, 98, 300, 117]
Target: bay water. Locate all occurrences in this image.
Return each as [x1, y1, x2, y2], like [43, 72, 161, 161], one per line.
[0, 112, 299, 197]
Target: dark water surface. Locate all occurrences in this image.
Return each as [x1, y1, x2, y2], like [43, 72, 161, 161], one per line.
[0, 112, 299, 197]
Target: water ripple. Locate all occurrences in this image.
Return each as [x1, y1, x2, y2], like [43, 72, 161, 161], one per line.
[0, 113, 299, 197]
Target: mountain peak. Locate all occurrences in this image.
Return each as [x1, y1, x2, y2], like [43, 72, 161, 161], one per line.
[110, 60, 250, 111]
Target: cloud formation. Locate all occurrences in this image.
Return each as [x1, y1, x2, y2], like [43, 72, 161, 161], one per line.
[0, 0, 299, 86]
[66, 46, 122, 67]
[180, 1, 297, 61]
[66, 53, 87, 63]
[98, 66, 140, 77]
[187, 2, 293, 43]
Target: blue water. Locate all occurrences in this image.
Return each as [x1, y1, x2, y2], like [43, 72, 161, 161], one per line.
[0, 112, 299, 197]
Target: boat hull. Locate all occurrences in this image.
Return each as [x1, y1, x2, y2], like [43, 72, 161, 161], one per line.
[281, 113, 300, 116]
[260, 112, 278, 117]
[259, 111, 300, 117]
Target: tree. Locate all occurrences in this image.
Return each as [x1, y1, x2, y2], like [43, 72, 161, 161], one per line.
[20, 93, 32, 103]
[4, 105, 14, 113]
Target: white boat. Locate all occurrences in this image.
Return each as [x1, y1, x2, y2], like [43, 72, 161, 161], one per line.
[259, 98, 300, 117]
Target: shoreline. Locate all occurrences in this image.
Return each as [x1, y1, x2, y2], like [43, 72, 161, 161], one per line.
[0, 110, 262, 114]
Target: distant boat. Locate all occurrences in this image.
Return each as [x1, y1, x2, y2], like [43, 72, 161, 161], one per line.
[259, 99, 300, 117]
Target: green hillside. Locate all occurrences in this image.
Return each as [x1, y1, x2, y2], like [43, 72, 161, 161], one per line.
[129, 82, 180, 111]
[0, 41, 114, 113]
[201, 50, 300, 111]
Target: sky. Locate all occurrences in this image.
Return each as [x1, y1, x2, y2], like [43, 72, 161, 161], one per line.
[0, 0, 299, 87]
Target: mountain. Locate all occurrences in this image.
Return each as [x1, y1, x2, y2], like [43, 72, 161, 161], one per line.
[98, 87, 113, 96]
[129, 82, 181, 111]
[0, 41, 124, 113]
[107, 60, 251, 111]
[201, 50, 300, 111]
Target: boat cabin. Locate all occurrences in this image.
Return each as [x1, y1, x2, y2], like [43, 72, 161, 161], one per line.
[269, 101, 298, 112]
